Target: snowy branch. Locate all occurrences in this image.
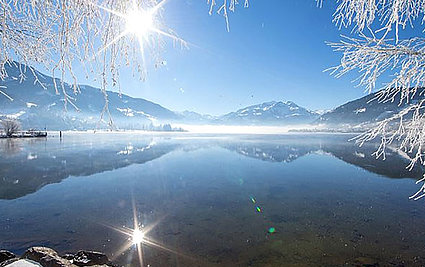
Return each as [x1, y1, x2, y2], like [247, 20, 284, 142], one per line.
[328, 36, 425, 102]
[324, 0, 425, 199]
[208, 0, 249, 32]
[0, 0, 248, 124]
[328, 0, 425, 42]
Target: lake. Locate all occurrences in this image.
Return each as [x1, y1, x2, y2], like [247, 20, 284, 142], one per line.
[0, 133, 425, 266]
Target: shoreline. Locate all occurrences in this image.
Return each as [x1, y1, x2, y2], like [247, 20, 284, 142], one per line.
[0, 247, 116, 267]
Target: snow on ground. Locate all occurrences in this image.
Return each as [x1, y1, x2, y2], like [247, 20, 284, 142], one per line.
[26, 102, 37, 108]
[355, 108, 366, 114]
[0, 110, 26, 119]
[116, 107, 157, 122]
[354, 151, 365, 158]
[285, 113, 301, 117]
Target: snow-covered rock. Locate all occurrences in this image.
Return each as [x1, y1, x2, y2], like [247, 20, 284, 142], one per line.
[3, 259, 42, 267]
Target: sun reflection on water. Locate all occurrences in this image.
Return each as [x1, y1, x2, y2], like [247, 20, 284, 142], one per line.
[101, 197, 195, 267]
[132, 229, 145, 245]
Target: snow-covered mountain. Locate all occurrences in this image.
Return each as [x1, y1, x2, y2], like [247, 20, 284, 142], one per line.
[0, 62, 180, 130]
[316, 90, 425, 127]
[220, 101, 319, 125]
[178, 111, 218, 124]
[0, 62, 322, 129]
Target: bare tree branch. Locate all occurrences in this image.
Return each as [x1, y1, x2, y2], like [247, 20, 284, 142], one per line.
[0, 119, 20, 137]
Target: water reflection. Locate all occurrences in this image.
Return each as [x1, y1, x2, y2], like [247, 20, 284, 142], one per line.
[223, 136, 424, 179]
[224, 142, 315, 163]
[1, 134, 425, 266]
[0, 139, 23, 155]
[0, 136, 178, 199]
[0, 134, 423, 200]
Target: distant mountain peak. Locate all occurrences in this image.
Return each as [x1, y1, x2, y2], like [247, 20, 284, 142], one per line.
[220, 100, 319, 125]
[316, 89, 425, 126]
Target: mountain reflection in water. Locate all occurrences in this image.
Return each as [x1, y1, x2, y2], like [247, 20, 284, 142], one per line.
[0, 135, 179, 199]
[0, 133, 421, 200]
[1, 133, 424, 267]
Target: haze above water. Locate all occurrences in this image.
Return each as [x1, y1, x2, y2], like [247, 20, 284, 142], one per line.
[1, 133, 425, 266]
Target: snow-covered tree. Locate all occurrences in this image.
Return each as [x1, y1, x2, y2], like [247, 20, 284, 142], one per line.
[1, 119, 20, 137]
[0, 0, 247, 125]
[322, 0, 425, 199]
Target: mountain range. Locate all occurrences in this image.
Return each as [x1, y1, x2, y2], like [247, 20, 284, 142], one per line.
[0, 62, 179, 130]
[1, 61, 424, 130]
[220, 101, 319, 125]
[317, 90, 425, 127]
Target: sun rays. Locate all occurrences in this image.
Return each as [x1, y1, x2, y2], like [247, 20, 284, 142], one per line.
[95, 0, 186, 70]
[101, 198, 194, 267]
[132, 228, 146, 244]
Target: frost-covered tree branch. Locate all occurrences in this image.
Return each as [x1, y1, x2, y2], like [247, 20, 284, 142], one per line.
[328, 36, 425, 101]
[328, 0, 425, 42]
[354, 99, 425, 166]
[353, 99, 425, 199]
[0, 0, 246, 126]
[1, 119, 20, 137]
[324, 0, 425, 199]
[208, 0, 249, 32]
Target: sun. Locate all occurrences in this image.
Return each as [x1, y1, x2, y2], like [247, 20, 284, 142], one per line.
[95, 0, 186, 60]
[132, 229, 145, 244]
[125, 8, 154, 39]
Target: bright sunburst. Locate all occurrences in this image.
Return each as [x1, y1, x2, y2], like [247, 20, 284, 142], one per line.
[125, 9, 153, 37]
[96, 0, 185, 62]
[101, 197, 193, 267]
[132, 228, 145, 244]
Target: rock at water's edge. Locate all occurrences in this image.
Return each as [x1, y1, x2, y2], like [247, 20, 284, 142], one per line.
[2, 259, 42, 267]
[0, 251, 16, 264]
[0, 247, 112, 267]
[72, 251, 110, 266]
[22, 247, 76, 267]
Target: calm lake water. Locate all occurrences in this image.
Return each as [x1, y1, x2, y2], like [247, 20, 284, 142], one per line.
[1, 133, 425, 266]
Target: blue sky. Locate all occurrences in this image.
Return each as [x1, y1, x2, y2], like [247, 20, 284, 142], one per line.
[73, 0, 379, 115]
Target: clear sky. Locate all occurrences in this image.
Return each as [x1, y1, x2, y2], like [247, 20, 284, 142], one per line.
[72, 0, 381, 115]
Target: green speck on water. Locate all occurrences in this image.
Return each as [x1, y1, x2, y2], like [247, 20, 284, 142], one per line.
[256, 206, 262, 212]
[268, 227, 276, 233]
[250, 197, 256, 204]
